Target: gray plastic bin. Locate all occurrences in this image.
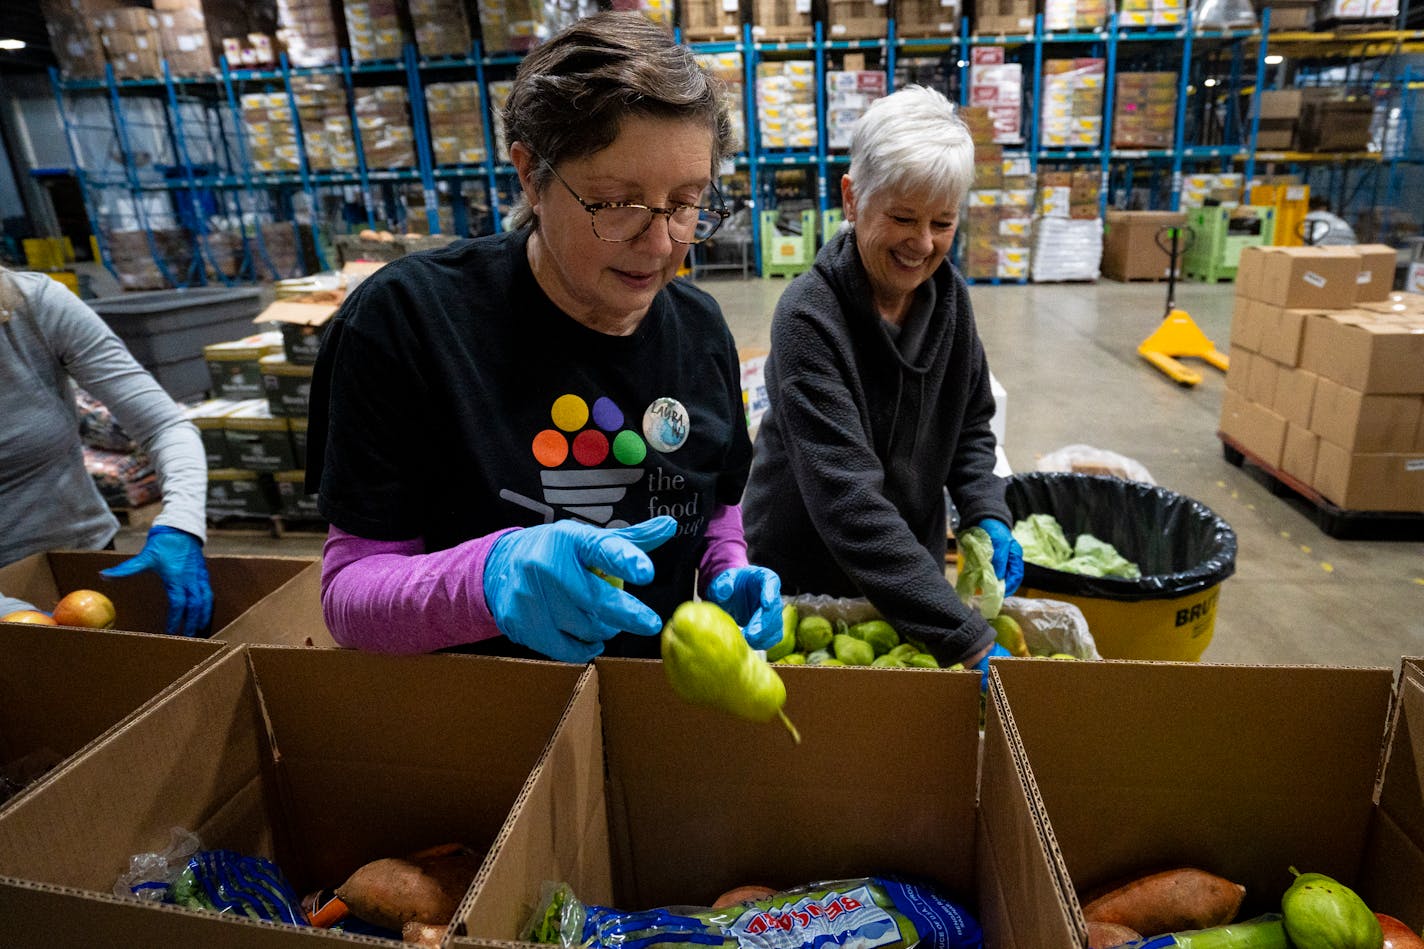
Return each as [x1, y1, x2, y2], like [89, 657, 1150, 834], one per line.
[89, 287, 265, 402]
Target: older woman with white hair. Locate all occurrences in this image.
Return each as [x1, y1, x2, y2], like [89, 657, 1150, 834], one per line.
[743, 85, 1022, 674]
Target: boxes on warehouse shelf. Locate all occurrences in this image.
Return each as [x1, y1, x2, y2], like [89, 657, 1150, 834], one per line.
[0, 623, 224, 817]
[223, 400, 298, 472]
[85, 287, 265, 403]
[1112, 72, 1176, 149]
[825, 71, 887, 149]
[38, 0, 111, 77]
[341, 0, 407, 63]
[695, 52, 746, 151]
[1298, 94, 1375, 153]
[354, 86, 416, 168]
[409, 0, 471, 58]
[1319, 0, 1399, 21]
[449, 658, 1051, 949]
[969, 54, 1022, 144]
[206, 468, 279, 520]
[1043, 0, 1109, 31]
[185, 398, 245, 469]
[275, 0, 344, 67]
[825, 0, 887, 38]
[426, 81, 486, 165]
[1255, 89, 1302, 151]
[1101, 210, 1185, 281]
[272, 470, 323, 521]
[975, 0, 1034, 32]
[1039, 58, 1104, 149]
[288, 74, 355, 172]
[751, 0, 814, 39]
[259, 355, 314, 419]
[289, 416, 310, 469]
[0, 550, 325, 646]
[680, 0, 741, 40]
[987, 657, 1424, 945]
[894, 0, 961, 37]
[205, 331, 284, 401]
[95, 6, 163, 78]
[0, 647, 587, 943]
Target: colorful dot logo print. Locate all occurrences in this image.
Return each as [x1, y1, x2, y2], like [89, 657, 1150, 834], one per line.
[520, 394, 650, 527]
[642, 397, 690, 453]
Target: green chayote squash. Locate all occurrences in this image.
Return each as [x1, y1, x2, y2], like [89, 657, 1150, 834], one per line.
[848, 620, 899, 656]
[796, 615, 833, 653]
[662, 601, 800, 743]
[1281, 868, 1383, 949]
[832, 633, 875, 666]
[764, 604, 798, 662]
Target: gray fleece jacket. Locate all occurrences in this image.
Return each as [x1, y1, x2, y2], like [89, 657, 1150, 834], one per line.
[742, 228, 1009, 664]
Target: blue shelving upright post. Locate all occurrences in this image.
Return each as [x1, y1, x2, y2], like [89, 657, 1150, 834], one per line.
[339, 48, 379, 232]
[1029, 13, 1045, 167]
[1168, 8, 1194, 211]
[1098, 13, 1119, 217]
[161, 60, 224, 285]
[219, 56, 287, 279]
[48, 67, 119, 283]
[814, 20, 828, 217]
[743, 22, 762, 276]
[278, 52, 331, 271]
[1243, 6, 1270, 186]
[103, 63, 182, 288]
[403, 43, 443, 235]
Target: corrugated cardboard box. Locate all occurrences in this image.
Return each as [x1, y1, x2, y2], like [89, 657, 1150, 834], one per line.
[453, 659, 1015, 946]
[0, 624, 223, 816]
[1272, 366, 1318, 428]
[1281, 422, 1319, 483]
[1225, 346, 1251, 393]
[1303, 316, 1424, 394]
[1101, 210, 1183, 281]
[1353, 244, 1399, 303]
[1219, 389, 1286, 468]
[989, 658, 1424, 944]
[0, 550, 327, 646]
[1310, 376, 1423, 453]
[1257, 247, 1361, 309]
[1257, 304, 1323, 367]
[0, 648, 585, 943]
[1245, 352, 1279, 407]
[1313, 442, 1424, 511]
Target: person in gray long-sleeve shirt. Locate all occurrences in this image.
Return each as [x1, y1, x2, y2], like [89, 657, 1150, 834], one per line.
[742, 86, 1023, 670]
[0, 268, 213, 635]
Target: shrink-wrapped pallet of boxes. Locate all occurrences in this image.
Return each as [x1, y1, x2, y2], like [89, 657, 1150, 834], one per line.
[426, 81, 486, 166]
[354, 86, 416, 169]
[409, 0, 472, 57]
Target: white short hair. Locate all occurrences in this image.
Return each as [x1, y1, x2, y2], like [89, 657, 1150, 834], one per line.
[847, 85, 975, 212]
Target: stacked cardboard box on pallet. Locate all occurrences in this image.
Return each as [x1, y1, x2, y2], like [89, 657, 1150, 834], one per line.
[426, 82, 486, 166]
[1180, 172, 1244, 208]
[1318, 0, 1400, 24]
[96, 7, 163, 79]
[1222, 244, 1424, 512]
[960, 107, 1032, 282]
[290, 74, 356, 171]
[681, 0, 741, 40]
[1118, 0, 1184, 27]
[1254, 0, 1315, 30]
[1100, 209, 1183, 280]
[408, 0, 472, 57]
[105, 229, 194, 291]
[696, 53, 746, 153]
[341, 0, 407, 62]
[1113, 71, 1176, 149]
[240, 91, 300, 173]
[825, 0, 886, 39]
[1044, 0, 1109, 30]
[354, 86, 416, 169]
[969, 47, 1022, 144]
[825, 70, 886, 150]
[1040, 58, 1104, 149]
[975, 0, 1033, 33]
[756, 60, 816, 150]
[276, 0, 344, 67]
[894, 0, 960, 38]
[39, 0, 113, 78]
[1031, 167, 1100, 281]
[751, 0, 814, 39]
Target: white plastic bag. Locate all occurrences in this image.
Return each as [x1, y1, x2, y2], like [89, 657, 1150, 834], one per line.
[999, 597, 1102, 660]
[1035, 444, 1155, 484]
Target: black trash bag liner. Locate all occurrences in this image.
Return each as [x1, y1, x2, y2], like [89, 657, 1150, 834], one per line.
[1005, 472, 1237, 602]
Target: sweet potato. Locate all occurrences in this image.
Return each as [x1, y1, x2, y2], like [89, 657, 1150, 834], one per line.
[1081, 867, 1245, 937]
[335, 843, 483, 931]
[1087, 920, 1142, 949]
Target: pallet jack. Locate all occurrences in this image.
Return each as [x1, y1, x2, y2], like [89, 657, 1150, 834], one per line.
[1136, 223, 1230, 387]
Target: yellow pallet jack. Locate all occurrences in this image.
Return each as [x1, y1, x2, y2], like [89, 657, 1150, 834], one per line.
[1137, 223, 1229, 387]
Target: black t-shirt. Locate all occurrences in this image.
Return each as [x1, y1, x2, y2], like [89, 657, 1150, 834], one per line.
[306, 230, 752, 654]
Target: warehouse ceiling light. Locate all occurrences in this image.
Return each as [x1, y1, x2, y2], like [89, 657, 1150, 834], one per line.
[1203, 78, 1218, 87]
[1264, 54, 1284, 65]
[0, 39, 27, 50]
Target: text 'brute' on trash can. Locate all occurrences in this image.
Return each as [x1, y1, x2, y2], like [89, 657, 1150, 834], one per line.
[1005, 472, 1237, 661]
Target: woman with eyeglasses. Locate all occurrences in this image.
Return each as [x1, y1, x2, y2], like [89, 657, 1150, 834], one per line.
[305, 12, 781, 661]
[742, 86, 1023, 675]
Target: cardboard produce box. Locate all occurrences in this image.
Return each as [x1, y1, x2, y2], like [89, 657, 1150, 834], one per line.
[988, 658, 1424, 945]
[451, 659, 1040, 947]
[0, 624, 224, 816]
[1101, 210, 1183, 281]
[0, 550, 328, 646]
[1301, 314, 1424, 394]
[0, 647, 586, 944]
[1254, 247, 1361, 309]
[1312, 443, 1424, 511]
[1219, 389, 1286, 468]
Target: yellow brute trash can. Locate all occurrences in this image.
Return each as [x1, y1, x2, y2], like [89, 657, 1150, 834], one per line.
[1005, 472, 1237, 661]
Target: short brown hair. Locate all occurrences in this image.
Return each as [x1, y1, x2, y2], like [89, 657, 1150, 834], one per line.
[503, 11, 734, 229]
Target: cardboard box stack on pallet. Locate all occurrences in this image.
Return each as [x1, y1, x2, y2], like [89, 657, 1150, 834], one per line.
[475, 0, 599, 55]
[975, 0, 1033, 33]
[41, 0, 276, 77]
[409, 0, 472, 58]
[1255, 0, 1316, 30]
[1113, 71, 1176, 149]
[893, 0, 961, 38]
[426, 81, 487, 166]
[291, 74, 357, 172]
[1032, 167, 1101, 281]
[751, 0, 814, 40]
[341, 0, 407, 63]
[969, 47, 1022, 145]
[104, 229, 195, 291]
[1044, 0, 1109, 30]
[1179, 172, 1245, 208]
[1039, 58, 1104, 150]
[354, 86, 416, 169]
[681, 0, 741, 41]
[276, 0, 344, 67]
[1257, 88, 1375, 154]
[1101, 209, 1184, 281]
[756, 60, 817, 151]
[1117, 0, 1184, 27]
[696, 52, 746, 152]
[1317, 0, 1400, 25]
[825, 69, 887, 150]
[240, 91, 300, 173]
[825, 0, 887, 39]
[1221, 244, 1424, 512]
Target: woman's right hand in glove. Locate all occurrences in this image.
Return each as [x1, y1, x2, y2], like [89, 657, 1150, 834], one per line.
[482, 516, 678, 663]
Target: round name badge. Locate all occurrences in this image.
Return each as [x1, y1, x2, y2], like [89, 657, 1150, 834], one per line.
[642, 397, 690, 453]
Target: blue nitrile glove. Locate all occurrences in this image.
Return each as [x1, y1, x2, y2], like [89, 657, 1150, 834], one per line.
[972, 642, 1013, 693]
[707, 565, 783, 651]
[977, 518, 1024, 596]
[100, 526, 213, 637]
[483, 516, 678, 663]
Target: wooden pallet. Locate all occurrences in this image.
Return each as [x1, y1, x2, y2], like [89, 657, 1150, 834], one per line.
[1219, 431, 1424, 540]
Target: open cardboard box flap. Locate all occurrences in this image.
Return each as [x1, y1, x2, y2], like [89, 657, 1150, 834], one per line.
[0, 646, 587, 945]
[453, 659, 997, 946]
[0, 550, 329, 647]
[990, 658, 1422, 943]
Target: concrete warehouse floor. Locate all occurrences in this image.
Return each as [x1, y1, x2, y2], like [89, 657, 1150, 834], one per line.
[117, 274, 1424, 670]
